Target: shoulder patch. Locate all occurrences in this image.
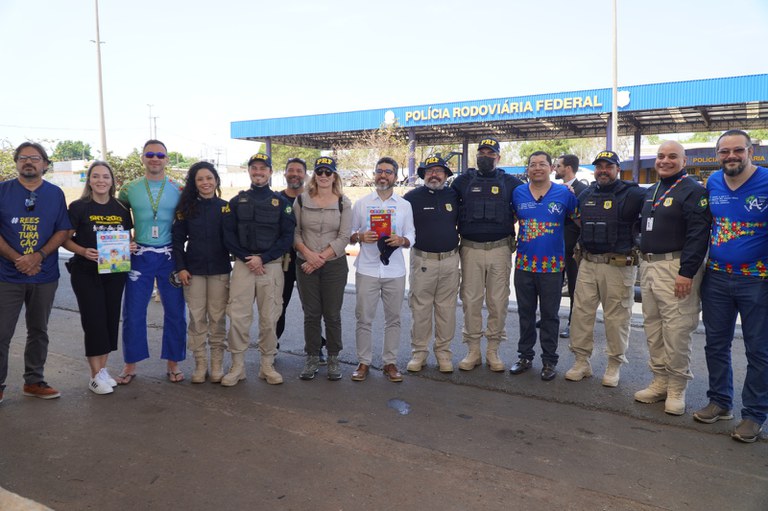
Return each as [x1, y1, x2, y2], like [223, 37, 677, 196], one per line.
[222, 204, 230, 214]
[285, 205, 292, 214]
[698, 196, 708, 209]
[271, 198, 279, 207]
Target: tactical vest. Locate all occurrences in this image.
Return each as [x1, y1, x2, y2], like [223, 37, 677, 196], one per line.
[579, 180, 637, 254]
[234, 191, 282, 253]
[459, 170, 512, 237]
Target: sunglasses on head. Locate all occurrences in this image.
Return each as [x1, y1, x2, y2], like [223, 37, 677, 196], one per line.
[314, 169, 334, 177]
[144, 152, 167, 159]
[25, 192, 37, 212]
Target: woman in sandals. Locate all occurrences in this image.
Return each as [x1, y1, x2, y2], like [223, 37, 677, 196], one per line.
[172, 162, 232, 383]
[64, 161, 133, 394]
[294, 157, 352, 381]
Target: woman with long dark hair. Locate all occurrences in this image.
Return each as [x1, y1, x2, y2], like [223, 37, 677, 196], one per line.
[172, 161, 232, 383]
[64, 161, 133, 395]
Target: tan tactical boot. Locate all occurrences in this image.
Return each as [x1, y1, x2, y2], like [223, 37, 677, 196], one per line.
[407, 352, 428, 372]
[665, 377, 688, 416]
[435, 351, 454, 373]
[258, 355, 284, 385]
[486, 340, 505, 372]
[209, 348, 225, 384]
[458, 342, 482, 371]
[221, 353, 246, 387]
[634, 374, 668, 403]
[602, 360, 622, 387]
[565, 357, 593, 381]
[191, 351, 208, 384]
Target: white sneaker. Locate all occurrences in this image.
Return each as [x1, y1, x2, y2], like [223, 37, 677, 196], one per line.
[98, 368, 117, 388]
[89, 377, 114, 395]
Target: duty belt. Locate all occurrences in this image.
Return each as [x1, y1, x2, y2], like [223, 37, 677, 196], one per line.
[640, 251, 682, 263]
[583, 251, 638, 267]
[412, 247, 459, 260]
[460, 237, 511, 250]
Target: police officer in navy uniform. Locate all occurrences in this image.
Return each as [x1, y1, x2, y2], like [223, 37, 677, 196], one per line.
[222, 152, 296, 387]
[565, 150, 645, 387]
[403, 155, 460, 373]
[553, 154, 589, 338]
[635, 140, 710, 416]
[451, 138, 523, 372]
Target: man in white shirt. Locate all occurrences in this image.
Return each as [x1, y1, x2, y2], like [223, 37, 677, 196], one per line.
[350, 157, 416, 382]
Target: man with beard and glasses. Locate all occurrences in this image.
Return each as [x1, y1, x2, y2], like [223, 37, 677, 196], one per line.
[403, 155, 460, 373]
[693, 130, 768, 444]
[553, 154, 588, 339]
[275, 158, 328, 359]
[635, 141, 710, 416]
[349, 157, 415, 383]
[565, 150, 645, 387]
[451, 138, 523, 372]
[0, 142, 71, 403]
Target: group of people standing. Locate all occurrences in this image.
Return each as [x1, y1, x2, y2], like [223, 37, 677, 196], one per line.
[0, 130, 765, 444]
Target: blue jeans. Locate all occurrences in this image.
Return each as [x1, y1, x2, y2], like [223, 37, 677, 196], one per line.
[122, 246, 186, 364]
[701, 270, 768, 424]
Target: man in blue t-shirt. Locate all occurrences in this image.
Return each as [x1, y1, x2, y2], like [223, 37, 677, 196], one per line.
[509, 151, 578, 381]
[117, 140, 186, 384]
[0, 142, 72, 402]
[693, 130, 768, 444]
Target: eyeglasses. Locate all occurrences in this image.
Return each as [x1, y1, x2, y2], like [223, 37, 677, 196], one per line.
[716, 147, 748, 157]
[18, 155, 43, 163]
[314, 169, 334, 177]
[25, 192, 37, 211]
[528, 163, 551, 169]
[424, 168, 446, 175]
[374, 168, 395, 175]
[144, 152, 167, 159]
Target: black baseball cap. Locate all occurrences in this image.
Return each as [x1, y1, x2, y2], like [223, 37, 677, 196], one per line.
[314, 156, 337, 173]
[248, 153, 272, 167]
[478, 137, 501, 154]
[592, 150, 620, 166]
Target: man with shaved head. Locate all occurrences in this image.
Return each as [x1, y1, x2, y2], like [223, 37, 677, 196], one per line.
[634, 141, 711, 416]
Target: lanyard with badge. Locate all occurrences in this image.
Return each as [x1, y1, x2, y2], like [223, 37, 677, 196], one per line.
[144, 177, 166, 238]
[646, 173, 686, 232]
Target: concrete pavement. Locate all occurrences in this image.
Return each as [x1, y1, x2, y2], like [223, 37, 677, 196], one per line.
[0, 258, 766, 511]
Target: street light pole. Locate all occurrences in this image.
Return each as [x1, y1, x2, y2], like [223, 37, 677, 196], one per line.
[147, 104, 154, 139]
[610, 0, 618, 150]
[94, 0, 108, 159]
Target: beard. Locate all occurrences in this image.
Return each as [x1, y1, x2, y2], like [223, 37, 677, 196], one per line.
[425, 179, 445, 190]
[723, 160, 747, 176]
[286, 179, 303, 190]
[375, 181, 394, 191]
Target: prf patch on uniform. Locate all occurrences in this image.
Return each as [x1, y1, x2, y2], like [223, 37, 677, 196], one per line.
[491, 186, 499, 195]
[271, 198, 279, 207]
[222, 204, 231, 213]
[445, 203, 453, 212]
[664, 197, 673, 207]
[698, 197, 708, 208]
[603, 200, 612, 209]
[285, 205, 292, 214]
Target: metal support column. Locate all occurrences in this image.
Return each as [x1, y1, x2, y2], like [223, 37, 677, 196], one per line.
[462, 136, 469, 172]
[606, 113, 614, 151]
[408, 127, 416, 183]
[632, 130, 641, 182]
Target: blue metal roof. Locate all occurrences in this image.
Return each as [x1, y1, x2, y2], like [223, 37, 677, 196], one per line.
[232, 74, 768, 141]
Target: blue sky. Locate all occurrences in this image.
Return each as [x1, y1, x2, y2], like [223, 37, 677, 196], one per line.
[1, 0, 766, 165]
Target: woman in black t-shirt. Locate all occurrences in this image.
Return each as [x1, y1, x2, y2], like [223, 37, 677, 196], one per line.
[64, 161, 133, 395]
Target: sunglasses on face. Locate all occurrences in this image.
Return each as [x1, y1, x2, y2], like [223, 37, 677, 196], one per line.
[314, 169, 334, 177]
[144, 152, 167, 159]
[25, 192, 37, 212]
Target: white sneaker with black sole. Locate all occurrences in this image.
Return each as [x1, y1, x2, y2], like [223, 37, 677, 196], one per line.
[98, 368, 117, 387]
[89, 377, 114, 395]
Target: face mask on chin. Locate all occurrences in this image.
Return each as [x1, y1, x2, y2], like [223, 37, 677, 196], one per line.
[477, 156, 496, 173]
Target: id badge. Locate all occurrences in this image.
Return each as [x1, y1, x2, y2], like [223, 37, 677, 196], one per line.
[646, 217, 654, 232]
[151, 225, 159, 238]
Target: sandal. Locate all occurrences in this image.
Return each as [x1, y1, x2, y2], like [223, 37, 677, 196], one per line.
[167, 370, 184, 383]
[117, 373, 136, 385]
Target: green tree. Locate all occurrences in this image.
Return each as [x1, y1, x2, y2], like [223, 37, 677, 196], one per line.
[265, 144, 322, 170]
[334, 125, 409, 184]
[166, 151, 198, 169]
[748, 129, 768, 143]
[108, 149, 145, 189]
[516, 139, 571, 166]
[0, 140, 17, 181]
[52, 140, 92, 161]
[681, 132, 718, 144]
